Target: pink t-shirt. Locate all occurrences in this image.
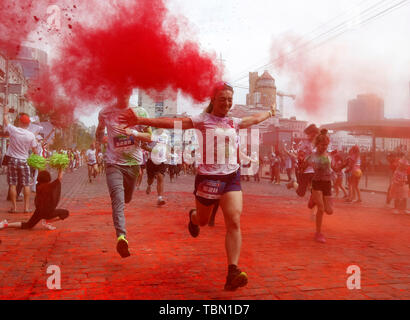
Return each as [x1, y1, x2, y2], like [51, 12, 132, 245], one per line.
[190, 113, 242, 176]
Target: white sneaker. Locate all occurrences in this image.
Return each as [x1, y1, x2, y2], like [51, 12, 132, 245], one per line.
[41, 219, 56, 230]
[157, 197, 166, 206]
[0, 220, 8, 229]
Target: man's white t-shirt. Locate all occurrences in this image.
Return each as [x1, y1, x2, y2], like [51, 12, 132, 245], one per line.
[150, 131, 169, 165]
[86, 149, 97, 165]
[5, 124, 37, 160]
[98, 105, 145, 166]
[167, 152, 179, 166]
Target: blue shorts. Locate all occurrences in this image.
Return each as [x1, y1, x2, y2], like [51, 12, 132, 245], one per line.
[194, 170, 242, 206]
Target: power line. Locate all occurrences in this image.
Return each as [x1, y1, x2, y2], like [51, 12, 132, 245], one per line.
[294, 0, 410, 63]
[233, 0, 396, 84]
[230, 0, 385, 82]
[232, 0, 409, 86]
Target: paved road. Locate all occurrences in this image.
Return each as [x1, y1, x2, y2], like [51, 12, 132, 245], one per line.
[0, 168, 409, 300]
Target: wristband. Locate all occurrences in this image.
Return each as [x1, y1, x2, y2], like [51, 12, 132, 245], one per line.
[268, 111, 273, 118]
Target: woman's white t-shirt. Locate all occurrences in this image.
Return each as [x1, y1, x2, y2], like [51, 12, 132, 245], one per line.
[189, 113, 242, 176]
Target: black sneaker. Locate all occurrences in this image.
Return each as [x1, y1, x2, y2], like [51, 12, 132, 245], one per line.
[188, 209, 200, 238]
[116, 235, 131, 258]
[224, 268, 248, 291]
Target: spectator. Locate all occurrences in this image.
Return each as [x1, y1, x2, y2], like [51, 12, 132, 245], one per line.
[2, 106, 38, 213]
[389, 153, 409, 214]
[344, 146, 362, 203]
[270, 151, 281, 184]
[284, 153, 293, 182]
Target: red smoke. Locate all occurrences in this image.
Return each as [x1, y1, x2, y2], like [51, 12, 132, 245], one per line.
[0, 1, 38, 58]
[19, 0, 222, 125]
[270, 35, 336, 115]
[2, 0, 222, 125]
[28, 70, 74, 128]
[53, 0, 221, 105]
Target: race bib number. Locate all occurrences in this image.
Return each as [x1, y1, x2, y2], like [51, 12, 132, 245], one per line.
[113, 135, 135, 149]
[196, 179, 226, 200]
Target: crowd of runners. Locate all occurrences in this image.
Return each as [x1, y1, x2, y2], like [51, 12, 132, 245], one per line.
[1, 82, 409, 292]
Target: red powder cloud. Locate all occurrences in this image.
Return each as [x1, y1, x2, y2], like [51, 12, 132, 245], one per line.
[3, 0, 222, 126]
[270, 34, 336, 116]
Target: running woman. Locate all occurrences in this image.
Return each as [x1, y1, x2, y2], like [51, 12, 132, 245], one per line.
[302, 129, 334, 243]
[119, 82, 275, 291]
[287, 124, 320, 196]
[86, 143, 98, 183]
[287, 124, 320, 219]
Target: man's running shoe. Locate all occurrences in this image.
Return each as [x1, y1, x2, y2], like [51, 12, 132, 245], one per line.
[224, 269, 248, 291]
[116, 235, 131, 258]
[188, 209, 200, 238]
[157, 197, 165, 206]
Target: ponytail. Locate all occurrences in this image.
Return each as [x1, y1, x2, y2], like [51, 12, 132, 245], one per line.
[315, 128, 330, 146]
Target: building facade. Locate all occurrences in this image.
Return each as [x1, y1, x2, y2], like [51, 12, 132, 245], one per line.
[246, 71, 277, 109]
[137, 89, 178, 118]
[348, 94, 384, 122]
[229, 104, 307, 155]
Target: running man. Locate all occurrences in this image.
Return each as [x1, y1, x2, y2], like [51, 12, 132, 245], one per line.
[97, 150, 105, 175]
[119, 82, 275, 291]
[143, 128, 169, 206]
[86, 143, 98, 183]
[96, 88, 151, 258]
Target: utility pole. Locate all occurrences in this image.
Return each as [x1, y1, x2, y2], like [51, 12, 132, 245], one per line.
[1, 52, 9, 156]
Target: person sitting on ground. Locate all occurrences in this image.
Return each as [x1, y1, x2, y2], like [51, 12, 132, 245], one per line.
[0, 168, 69, 231]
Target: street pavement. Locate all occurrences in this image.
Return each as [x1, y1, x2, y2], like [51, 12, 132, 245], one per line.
[0, 167, 409, 300]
